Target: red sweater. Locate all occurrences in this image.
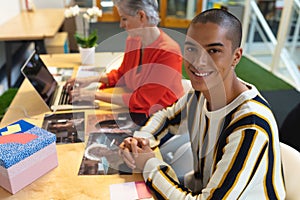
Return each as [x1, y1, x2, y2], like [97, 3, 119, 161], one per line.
[105, 30, 184, 116]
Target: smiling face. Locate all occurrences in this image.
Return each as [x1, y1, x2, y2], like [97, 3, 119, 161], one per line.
[184, 22, 242, 92]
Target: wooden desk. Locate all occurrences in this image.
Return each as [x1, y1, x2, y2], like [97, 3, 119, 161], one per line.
[0, 52, 125, 128]
[0, 9, 65, 41]
[0, 9, 65, 88]
[0, 53, 151, 199]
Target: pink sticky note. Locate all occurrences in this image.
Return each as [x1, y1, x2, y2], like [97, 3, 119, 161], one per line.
[135, 181, 152, 199]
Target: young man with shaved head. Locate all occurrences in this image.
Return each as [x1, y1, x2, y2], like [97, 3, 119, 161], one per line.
[119, 9, 286, 199]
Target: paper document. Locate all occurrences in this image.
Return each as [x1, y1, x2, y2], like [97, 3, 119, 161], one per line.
[77, 66, 105, 77]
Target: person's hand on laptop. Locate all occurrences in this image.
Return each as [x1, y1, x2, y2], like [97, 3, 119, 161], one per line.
[64, 76, 99, 93]
[69, 88, 96, 103]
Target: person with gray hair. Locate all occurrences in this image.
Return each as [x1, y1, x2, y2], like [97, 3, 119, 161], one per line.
[66, 0, 184, 125]
[113, 0, 160, 26]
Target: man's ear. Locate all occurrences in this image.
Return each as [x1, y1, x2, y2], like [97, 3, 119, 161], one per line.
[232, 47, 243, 67]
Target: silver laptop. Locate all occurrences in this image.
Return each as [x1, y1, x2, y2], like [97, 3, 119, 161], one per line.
[21, 50, 99, 111]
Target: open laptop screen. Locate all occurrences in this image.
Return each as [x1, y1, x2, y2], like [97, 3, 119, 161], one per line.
[21, 50, 57, 106]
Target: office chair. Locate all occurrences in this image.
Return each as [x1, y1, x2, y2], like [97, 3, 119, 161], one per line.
[280, 142, 300, 200]
[168, 142, 193, 183]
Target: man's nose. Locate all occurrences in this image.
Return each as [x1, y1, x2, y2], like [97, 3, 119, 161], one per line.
[193, 52, 208, 68]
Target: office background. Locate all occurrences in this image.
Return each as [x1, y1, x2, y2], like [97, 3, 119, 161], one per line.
[0, 0, 299, 127]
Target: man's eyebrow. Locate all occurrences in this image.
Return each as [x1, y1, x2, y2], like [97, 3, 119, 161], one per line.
[184, 41, 196, 46]
[184, 41, 224, 48]
[206, 42, 224, 47]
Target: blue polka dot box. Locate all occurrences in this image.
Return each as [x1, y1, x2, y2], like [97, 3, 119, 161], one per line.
[0, 120, 58, 194]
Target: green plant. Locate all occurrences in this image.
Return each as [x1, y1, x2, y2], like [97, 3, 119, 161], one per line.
[0, 88, 18, 121]
[65, 5, 102, 48]
[74, 29, 98, 48]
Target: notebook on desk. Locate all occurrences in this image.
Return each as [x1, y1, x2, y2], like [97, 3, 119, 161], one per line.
[21, 50, 99, 111]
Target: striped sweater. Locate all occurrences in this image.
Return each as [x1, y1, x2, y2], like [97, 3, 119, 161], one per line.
[134, 83, 286, 199]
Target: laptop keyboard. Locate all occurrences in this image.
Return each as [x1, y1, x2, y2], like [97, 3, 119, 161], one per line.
[58, 88, 70, 105]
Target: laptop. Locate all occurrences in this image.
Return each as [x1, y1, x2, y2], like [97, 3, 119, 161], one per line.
[21, 50, 100, 111]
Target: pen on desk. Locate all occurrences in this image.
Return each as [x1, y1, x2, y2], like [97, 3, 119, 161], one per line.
[110, 139, 115, 147]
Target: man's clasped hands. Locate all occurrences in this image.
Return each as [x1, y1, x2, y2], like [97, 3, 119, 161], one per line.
[119, 137, 155, 171]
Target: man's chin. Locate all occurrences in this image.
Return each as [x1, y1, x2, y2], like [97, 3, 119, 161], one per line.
[191, 82, 209, 92]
